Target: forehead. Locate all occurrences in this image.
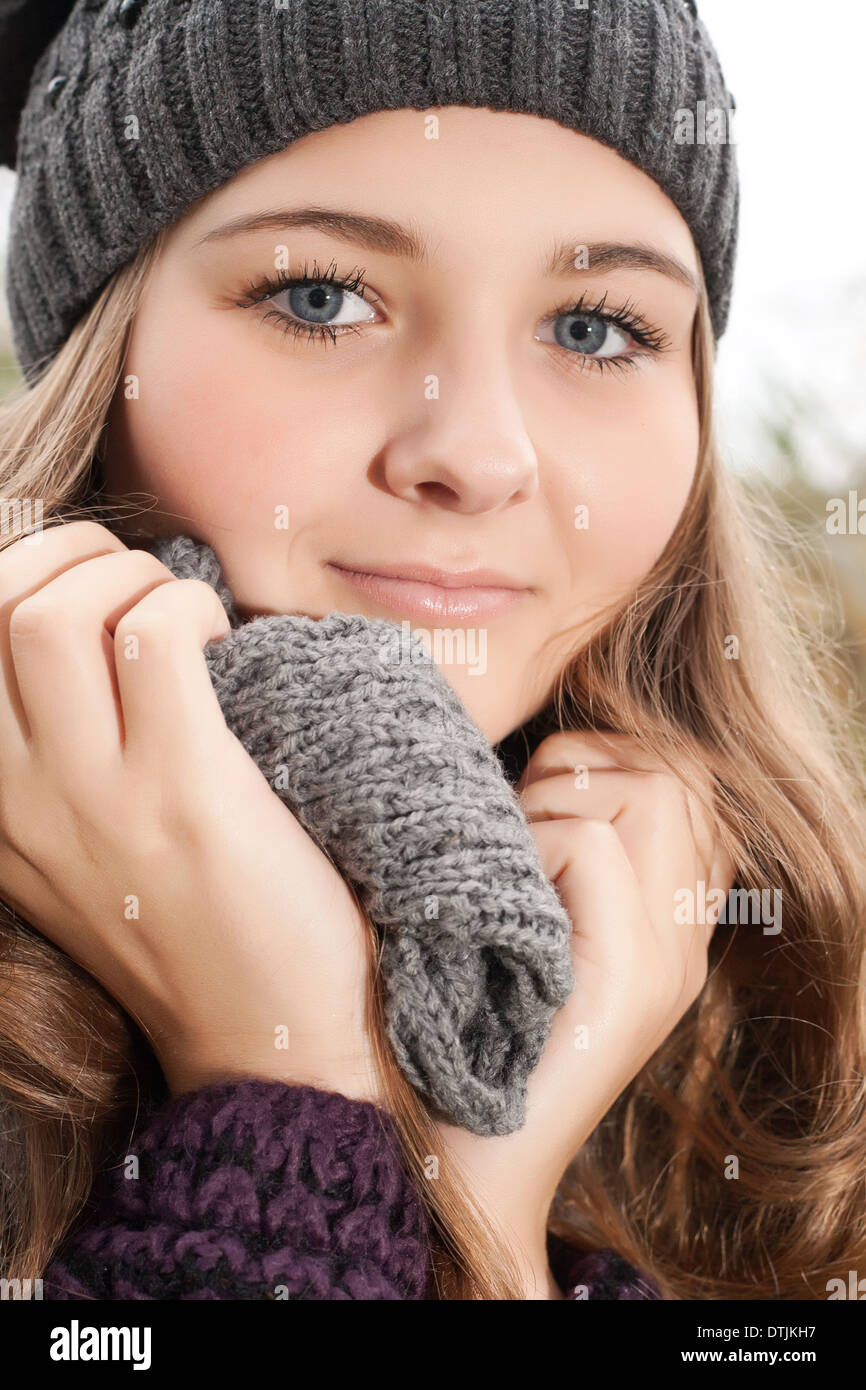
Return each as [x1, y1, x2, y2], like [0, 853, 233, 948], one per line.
[173, 106, 700, 275]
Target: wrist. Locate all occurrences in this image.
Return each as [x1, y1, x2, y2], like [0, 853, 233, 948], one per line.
[155, 1030, 383, 1105]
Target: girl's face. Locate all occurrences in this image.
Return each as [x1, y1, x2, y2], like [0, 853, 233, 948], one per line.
[103, 107, 701, 744]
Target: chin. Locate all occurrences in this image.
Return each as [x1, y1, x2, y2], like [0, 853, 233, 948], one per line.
[434, 673, 504, 744]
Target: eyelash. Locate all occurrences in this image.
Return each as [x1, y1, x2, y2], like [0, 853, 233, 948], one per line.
[543, 288, 671, 376]
[234, 258, 671, 375]
[235, 258, 372, 347]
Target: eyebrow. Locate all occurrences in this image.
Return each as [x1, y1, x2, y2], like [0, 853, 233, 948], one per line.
[196, 206, 700, 294]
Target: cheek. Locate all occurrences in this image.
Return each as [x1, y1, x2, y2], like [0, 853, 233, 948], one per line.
[110, 299, 341, 532]
[555, 379, 699, 596]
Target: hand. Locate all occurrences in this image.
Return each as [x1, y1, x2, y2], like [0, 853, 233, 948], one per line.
[433, 729, 736, 1298]
[0, 522, 380, 1102]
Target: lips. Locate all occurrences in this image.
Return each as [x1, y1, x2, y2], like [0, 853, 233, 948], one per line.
[327, 561, 530, 621]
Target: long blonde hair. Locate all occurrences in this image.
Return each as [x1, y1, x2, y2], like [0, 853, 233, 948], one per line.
[1, 231, 865, 1299]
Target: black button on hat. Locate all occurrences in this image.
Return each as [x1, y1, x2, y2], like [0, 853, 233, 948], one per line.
[116, 0, 145, 28]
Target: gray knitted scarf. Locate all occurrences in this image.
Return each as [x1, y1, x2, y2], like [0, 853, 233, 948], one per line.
[145, 532, 574, 1137]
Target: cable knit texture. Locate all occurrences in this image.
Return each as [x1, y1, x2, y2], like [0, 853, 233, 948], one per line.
[43, 1079, 432, 1301]
[42, 1076, 661, 1300]
[141, 531, 575, 1138]
[0, 0, 738, 383]
[550, 1237, 663, 1300]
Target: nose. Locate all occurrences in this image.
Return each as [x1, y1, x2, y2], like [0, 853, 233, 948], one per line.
[379, 347, 539, 515]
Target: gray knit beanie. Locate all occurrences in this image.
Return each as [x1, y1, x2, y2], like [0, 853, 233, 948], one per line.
[0, 0, 738, 387]
[146, 531, 576, 1137]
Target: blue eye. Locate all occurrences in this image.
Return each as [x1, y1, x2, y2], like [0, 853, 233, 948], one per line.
[271, 280, 377, 329]
[534, 293, 671, 375]
[236, 258, 379, 345]
[237, 262, 669, 368]
[543, 310, 631, 357]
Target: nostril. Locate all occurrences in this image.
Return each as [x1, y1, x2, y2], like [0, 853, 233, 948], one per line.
[417, 480, 462, 507]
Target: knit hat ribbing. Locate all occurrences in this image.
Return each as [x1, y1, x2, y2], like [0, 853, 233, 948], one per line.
[0, 0, 738, 387]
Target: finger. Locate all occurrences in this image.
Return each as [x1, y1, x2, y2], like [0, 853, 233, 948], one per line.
[533, 813, 710, 1014]
[517, 729, 674, 792]
[522, 769, 720, 961]
[705, 838, 739, 948]
[111, 577, 232, 765]
[520, 732, 721, 850]
[520, 765, 629, 822]
[520, 766, 717, 880]
[529, 814, 647, 949]
[8, 548, 182, 773]
[527, 815, 680, 1054]
[0, 521, 127, 753]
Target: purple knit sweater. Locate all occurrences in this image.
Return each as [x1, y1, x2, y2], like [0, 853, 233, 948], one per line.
[42, 1079, 661, 1301]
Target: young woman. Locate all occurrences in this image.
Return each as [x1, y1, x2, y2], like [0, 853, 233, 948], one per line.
[1, 0, 864, 1301]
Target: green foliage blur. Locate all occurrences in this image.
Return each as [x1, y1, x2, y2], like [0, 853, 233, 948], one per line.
[745, 377, 866, 746]
[0, 342, 17, 400]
